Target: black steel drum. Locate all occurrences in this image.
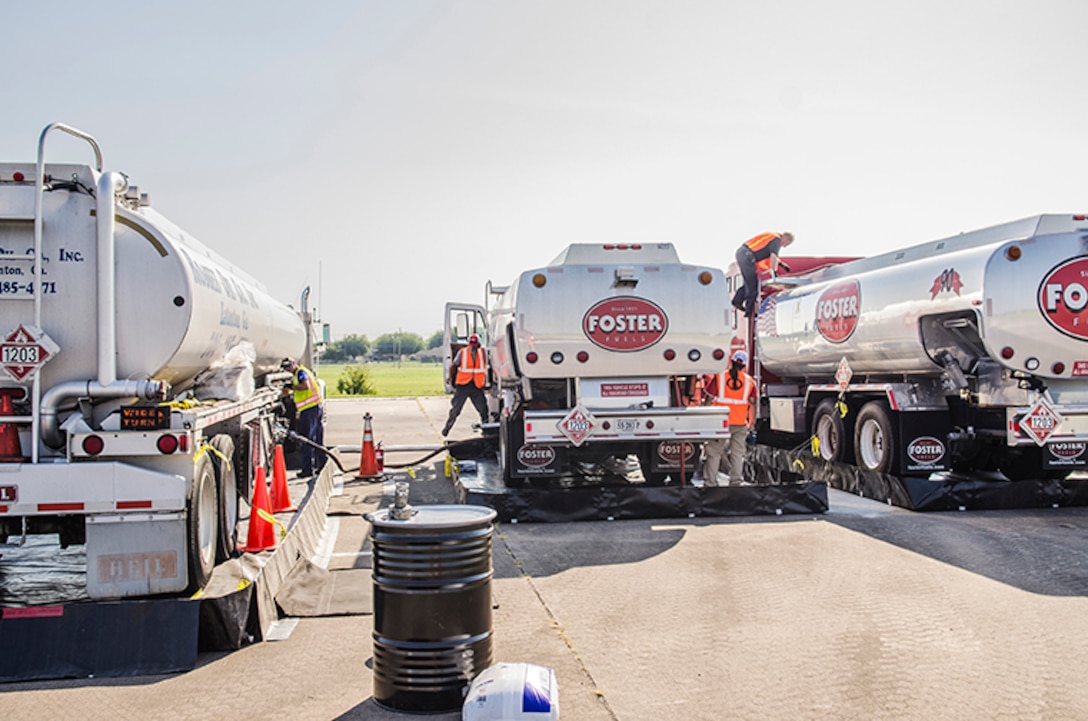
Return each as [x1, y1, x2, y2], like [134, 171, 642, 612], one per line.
[368, 504, 497, 712]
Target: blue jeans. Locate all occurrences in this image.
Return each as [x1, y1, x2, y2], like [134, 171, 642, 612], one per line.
[298, 404, 325, 476]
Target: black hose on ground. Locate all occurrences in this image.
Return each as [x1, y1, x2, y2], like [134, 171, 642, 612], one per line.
[285, 429, 482, 479]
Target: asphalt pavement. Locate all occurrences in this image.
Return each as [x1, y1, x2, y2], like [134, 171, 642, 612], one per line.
[3, 397, 1088, 720]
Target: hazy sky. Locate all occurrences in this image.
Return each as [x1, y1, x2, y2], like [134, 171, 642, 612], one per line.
[3, 1, 1086, 340]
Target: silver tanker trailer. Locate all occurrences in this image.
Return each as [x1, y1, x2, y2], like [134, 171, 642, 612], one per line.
[735, 214, 1088, 480]
[0, 124, 308, 599]
[445, 242, 735, 486]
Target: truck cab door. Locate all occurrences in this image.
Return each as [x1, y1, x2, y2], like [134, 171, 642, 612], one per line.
[443, 302, 487, 394]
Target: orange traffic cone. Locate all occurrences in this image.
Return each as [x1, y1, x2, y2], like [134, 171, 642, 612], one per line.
[0, 389, 25, 462]
[239, 466, 277, 552]
[269, 444, 296, 513]
[357, 412, 381, 479]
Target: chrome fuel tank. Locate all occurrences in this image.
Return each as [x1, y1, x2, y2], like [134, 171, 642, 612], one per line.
[757, 215, 1088, 382]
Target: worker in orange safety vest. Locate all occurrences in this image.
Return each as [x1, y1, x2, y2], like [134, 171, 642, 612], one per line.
[731, 231, 794, 318]
[703, 350, 758, 485]
[442, 333, 490, 437]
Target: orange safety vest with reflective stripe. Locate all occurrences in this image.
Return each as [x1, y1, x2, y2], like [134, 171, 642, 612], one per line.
[455, 347, 488, 388]
[712, 370, 757, 426]
[744, 232, 783, 274]
[292, 365, 323, 412]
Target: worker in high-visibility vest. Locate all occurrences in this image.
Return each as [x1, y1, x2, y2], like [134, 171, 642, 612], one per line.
[282, 357, 326, 477]
[703, 350, 758, 484]
[442, 333, 490, 437]
[731, 231, 794, 317]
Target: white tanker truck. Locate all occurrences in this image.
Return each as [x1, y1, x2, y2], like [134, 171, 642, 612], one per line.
[444, 243, 733, 485]
[734, 214, 1088, 480]
[0, 124, 308, 599]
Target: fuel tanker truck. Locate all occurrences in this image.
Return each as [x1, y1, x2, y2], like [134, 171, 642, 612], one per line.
[444, 242, 734, 486]
[0, 124, 308, 600]
[736, 214, 1088, 481]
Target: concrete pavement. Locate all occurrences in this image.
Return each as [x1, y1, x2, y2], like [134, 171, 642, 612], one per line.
[3, 396, 1088, 720]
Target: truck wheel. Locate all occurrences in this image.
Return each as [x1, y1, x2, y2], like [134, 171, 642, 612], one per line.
[209, 434, 238, 563]
[854, 401, 896, 473]
[812, 399, 849, 463]
[187, 454, 219, 594]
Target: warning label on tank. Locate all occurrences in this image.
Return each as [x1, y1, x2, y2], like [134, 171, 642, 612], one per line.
[815, 280, 860, 343]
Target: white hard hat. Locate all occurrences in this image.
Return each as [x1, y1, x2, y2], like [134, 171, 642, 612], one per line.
[731, 350, 748, 364]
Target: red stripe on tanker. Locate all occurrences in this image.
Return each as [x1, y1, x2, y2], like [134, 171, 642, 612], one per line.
[582, 297, 668, 352]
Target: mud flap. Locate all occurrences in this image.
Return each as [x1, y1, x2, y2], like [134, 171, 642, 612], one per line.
[0, 598, 199, 682]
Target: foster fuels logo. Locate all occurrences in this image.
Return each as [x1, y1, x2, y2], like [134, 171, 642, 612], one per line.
[1040, 257, 1088, 340]
[815, 280, 860, 343]
[907, 436, 946, 466]
[583, 297, 668, 352]
[517, 445, 556, 468]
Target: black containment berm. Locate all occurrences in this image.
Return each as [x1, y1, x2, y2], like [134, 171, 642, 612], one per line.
[367, 492, 498, 713]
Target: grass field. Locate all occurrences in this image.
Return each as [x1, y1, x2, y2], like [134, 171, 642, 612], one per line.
[316, 360, 446, 398]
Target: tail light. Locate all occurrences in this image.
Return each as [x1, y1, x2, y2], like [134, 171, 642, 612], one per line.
[157, 434, 180, 454]
[82, 435, 105, 456]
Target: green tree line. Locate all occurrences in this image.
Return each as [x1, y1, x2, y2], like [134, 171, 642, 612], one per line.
[320, 330, 444, 362]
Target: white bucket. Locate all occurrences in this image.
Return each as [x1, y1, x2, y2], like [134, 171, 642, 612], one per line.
[462, 663, 559, 720]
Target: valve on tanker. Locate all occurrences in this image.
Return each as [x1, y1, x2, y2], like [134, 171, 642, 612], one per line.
[935, 350, 968, 392]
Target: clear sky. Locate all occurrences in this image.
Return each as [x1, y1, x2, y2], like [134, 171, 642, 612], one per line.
[3, 1, 1086, 340]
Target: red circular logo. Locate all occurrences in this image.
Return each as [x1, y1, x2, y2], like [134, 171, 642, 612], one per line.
[583, 297, 668, 352]
[516, 445, 556, 468]
[1039, 257, 1088, 340]
[815, 280, 860, 343]
[907, 436, 946, 465]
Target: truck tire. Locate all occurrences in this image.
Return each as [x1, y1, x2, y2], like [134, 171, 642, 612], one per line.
[812, 399, 850, 463]
[854, 401, 897, 473]
[209, 434, 238, 563]
[187, 454, 219, 594]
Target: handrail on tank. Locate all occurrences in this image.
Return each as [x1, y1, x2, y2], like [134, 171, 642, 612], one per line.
[31, 124, 104, 462]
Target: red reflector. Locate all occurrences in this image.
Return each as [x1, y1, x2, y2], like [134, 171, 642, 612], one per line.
[601, 421, 611, 430]
[157, 434, 179, 454]
[663, 349, 676, 361]
[3, 606, 64, 619]
[645, 420, 654, 429]
[1074, 215, 1086, 221]
[631, 244, 642, 249]
[39, 502, 84, 512]
[713, 348, 725, 360]
[577, 351, 589, 363]
[12, 172, 25, 183]
[117, 500, 153, 509]
[1053, 362, 1066, 375]
[0, 505, 7, 513]
[178, 434, 189, 452]
[603, 244, 615, 250]
[526, 352, 538, 364]
[82, 435, 105, 455]
[1001, 346, 1015, 360]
